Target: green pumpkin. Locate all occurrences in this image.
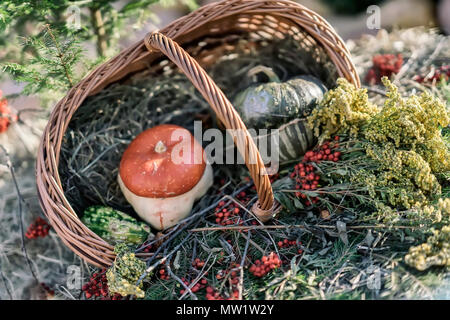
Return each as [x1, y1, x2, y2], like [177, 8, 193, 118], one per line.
[233, 66, 327, 130]
[82, 206, 151, 245]
[232, 67, 325, 161]
[253, 118, 316, 162]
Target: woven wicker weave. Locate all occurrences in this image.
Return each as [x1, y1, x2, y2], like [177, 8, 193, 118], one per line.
[36, 0, 360, 267]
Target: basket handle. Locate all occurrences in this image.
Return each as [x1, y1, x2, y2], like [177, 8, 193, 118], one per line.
[144, 31, 279, 221]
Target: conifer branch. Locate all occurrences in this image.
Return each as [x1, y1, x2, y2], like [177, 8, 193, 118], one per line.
[44, 24, 74, 87]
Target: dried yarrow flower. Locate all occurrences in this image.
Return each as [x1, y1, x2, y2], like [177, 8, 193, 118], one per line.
[364, 78, 450, 173]
[106, 243, 150, 298]
[307, 78, 378, 143]
[405, 225, 450, 271]
[309, 77, 449, 223]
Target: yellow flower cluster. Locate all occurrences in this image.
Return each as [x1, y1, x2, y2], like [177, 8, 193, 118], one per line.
[369, 199, 449, 226]
[358, 143, 441, 210]
[405, 225, 450, 271]
[438, 198, 450, 214]
[364, 78, 450, 173]
[311, 77, 450, 224]
[431, 198, 450, 223]
[307, 78, 378, 143]
[106, 243, 149, 298]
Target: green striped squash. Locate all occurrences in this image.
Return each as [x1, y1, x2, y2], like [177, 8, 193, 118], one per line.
[232, 67, 325, 161]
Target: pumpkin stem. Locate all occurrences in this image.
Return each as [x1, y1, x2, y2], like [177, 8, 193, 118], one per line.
[247, 66, 281, 83]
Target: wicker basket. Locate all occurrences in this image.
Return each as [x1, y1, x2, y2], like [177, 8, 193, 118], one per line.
[36, 0, 360, 268]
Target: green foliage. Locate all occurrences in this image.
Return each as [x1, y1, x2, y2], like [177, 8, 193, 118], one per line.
[0, 0, 198, 107]
[3, 25, 84, 95]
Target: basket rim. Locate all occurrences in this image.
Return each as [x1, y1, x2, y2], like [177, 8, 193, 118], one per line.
[36, 0, 361, 268]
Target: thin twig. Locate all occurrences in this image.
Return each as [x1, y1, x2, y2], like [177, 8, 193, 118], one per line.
[0, 145, 41, 286]
[189, 223, 417, 233]
[165, 259, 198, 300]
[238, 230, 251, 300]
[0, 260, 13, 300]
[137, 228, 196, 286]
[241, 231, 264, 254]
[179, 254, 216, 300]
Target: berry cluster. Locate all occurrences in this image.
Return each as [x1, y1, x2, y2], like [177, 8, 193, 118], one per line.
[208, 288, 239, 300]
[192, 258, 205, 269]
[413, 65, 450, 83]
[277, 239, 303, 254]
[215, 178, 280, 227]
[205, 286, 223, 300]
[178, 275, 229, 299]
[180, 277, 208, 294]
[82, 269, 122, 300]
[365, 54, 403, 85]
[25, 217, 51, 239]
[0, 90, 17, 134]
[214, 199, 244, 226]
[291, 137, 341, 205]
[139, 241, 153, 253]
[249, 253, 282, 277]
[158, 267, 170, 280]
[215, 265, 240, 286]
[177, 262, 242, 300]
[303, 136, 341, 163]
[212, 263, 240, 300]
[40, 283, 55, 298]
[205, 285, 239, 300]
[215, 201, 240, 226]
